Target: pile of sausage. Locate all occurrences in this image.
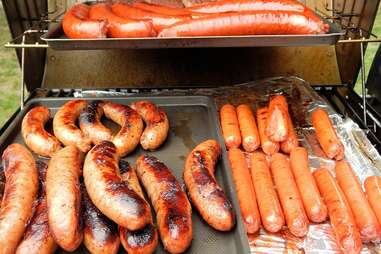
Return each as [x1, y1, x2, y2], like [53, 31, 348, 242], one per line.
[62, 0, 328, 39]
[220, 95, 381, 253]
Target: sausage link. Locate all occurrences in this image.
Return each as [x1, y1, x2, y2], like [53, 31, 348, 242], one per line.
[46, 146, 83, 251]
[133, 2, 191, 16]
[237, 104, 260, 152]
[313, 168, 362, 254]
[21, 106, 61, 157]
[83, 141, 150, 231]
[53, 100, 92, 153]
[280, 111, 299, 153]
[335, 161, 381, 242]
[256, 107, 279, 155]
[184, 140, 236, 231]
[227, 148, 260, 233]
[266, 95, 289, 142]
[220, 104, 242, 149]
[0, 144, 39, 254]
[102, 102, 144, 156]
[364, 176, 381, 227]
[130, 100, 169, 151]
[136, 155, 192, 253]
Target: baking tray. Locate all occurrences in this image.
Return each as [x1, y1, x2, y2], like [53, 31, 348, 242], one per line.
[41, 19, 344, 50]
[0, 95, 250, 254]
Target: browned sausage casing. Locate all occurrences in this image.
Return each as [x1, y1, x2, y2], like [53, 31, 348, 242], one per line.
[46, 146, 83, 251]
[22, 106, 61, 157]
[84, 141, 151, 231]
[53, 100, 92, 153]
[102, 102, 144, 156]
[83, 185, 120, 254]
[79, 100, 112, 145]
[184, 140, 236, 231]
[119, 160, 158, 254]
[0, 144, 39, 254]
[130, 101, 169, 151]
[16, 161, 57, 254]
[136, 155, 192, 254]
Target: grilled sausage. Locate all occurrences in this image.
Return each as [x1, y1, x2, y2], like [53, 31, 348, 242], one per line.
[130, 101, 169, 151]
[0, 144, 39, 254]
[21, 106, 61, 157]
[364, 176, 381, 226]
[89, 3, 156, 38]
[83, 141, 151, 230]
[220, 104, 242, 149]
[184, 140, 236, 231]
[237, 104, 260, 152]
[136, 155, 192, 253]
[46, 146, 83, 251]
[16, 161, 57, 254]
[102, 102, 144, 156]
[266, 95, 289, 142]
[256, 107, 279, 155]
[53, 100, 92, 153]
[119, 160, 158, 254]
[63, 3, 107, 39]
[83, 186, 120, 254]
[79, 100, 112, 145]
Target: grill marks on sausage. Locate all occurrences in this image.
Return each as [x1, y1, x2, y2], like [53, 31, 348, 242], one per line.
[122, 223, 156, 248]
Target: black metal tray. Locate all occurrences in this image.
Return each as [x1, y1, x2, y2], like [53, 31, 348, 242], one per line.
[0, 95, 250, 254]
[41, 19, 344, 50]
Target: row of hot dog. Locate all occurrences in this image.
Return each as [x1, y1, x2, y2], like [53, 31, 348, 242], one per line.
[219, 97, 381, 253]
[62, 0, 328, 39]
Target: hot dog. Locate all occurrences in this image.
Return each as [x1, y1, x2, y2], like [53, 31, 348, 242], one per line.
[82, 186, 120, 254]
[46, 146, 83, 251]
[89, 3, 156, 38]
[250, 151, 284, 232]
[256, 107, 279, 155]
[130, 100, 169, 151]
[0, 144, 39, 254]
[119, 160, 158, 254]
[280, 111, 299, 153]
[184, 140, 235, 231]
[314, 168, 362, 254]
[159, 11, 328, 37]
[364, 176, 381, 226]
[53, 100, 92, 153]
[133, 2, 191, 16]
[63, 3, 107, 39]
[102, 102, 144, 156]
[16, 161, 57, 254]
[136, 155, 192, 253]
[220, 104, 242, 149]
[270, 153, 309, 237]
[112, 2, 191, 32]
[335, 161, 381, 242]
[311, 108, 344, 160]
[237, 104, 260, 152]
[21, 106, 61, 157]
[266, 95, 289, 142]
[227, 148, 260, 234]
[289, 147, 327, 223]
[83, 141, 151, 231]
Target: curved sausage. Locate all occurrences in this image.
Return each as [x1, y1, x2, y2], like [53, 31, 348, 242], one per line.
[290, 147, 327, 223]
[79, 100, 112, 145]
[130, 101, 169, 151]
[102, 102, 144, 156]
[250, 151, 284, 232]
[220, 104, 241, 149]
[46, 146, 83, 251]
[53, 100, 92, 153]
[266, 95, 289, 142]
[89, 3, 156, 38]
[133, 2, 191, 16]
[270, 153, 309, 237]
[136, 155, 192, 253]
[280, 111, 299, 153]
[119, 160, 158, 254]
[237, 104, 260, 152]
[311, 108, 344, 160]
[0, 144, 39, 254]
[63, 3, 107, 39]
[21, 106, 61, 157]
[83, 141, 151, 231]
[184, 140, 235, 231]
[256, 107, 279, 155]
[364, 176, 381, 226]
[335, 161, 381, 242]
[82, 186, 120, 254]
[313, 168, 362, 254]
[16, 161, 57, 254]
[227, 148, 260, 234]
